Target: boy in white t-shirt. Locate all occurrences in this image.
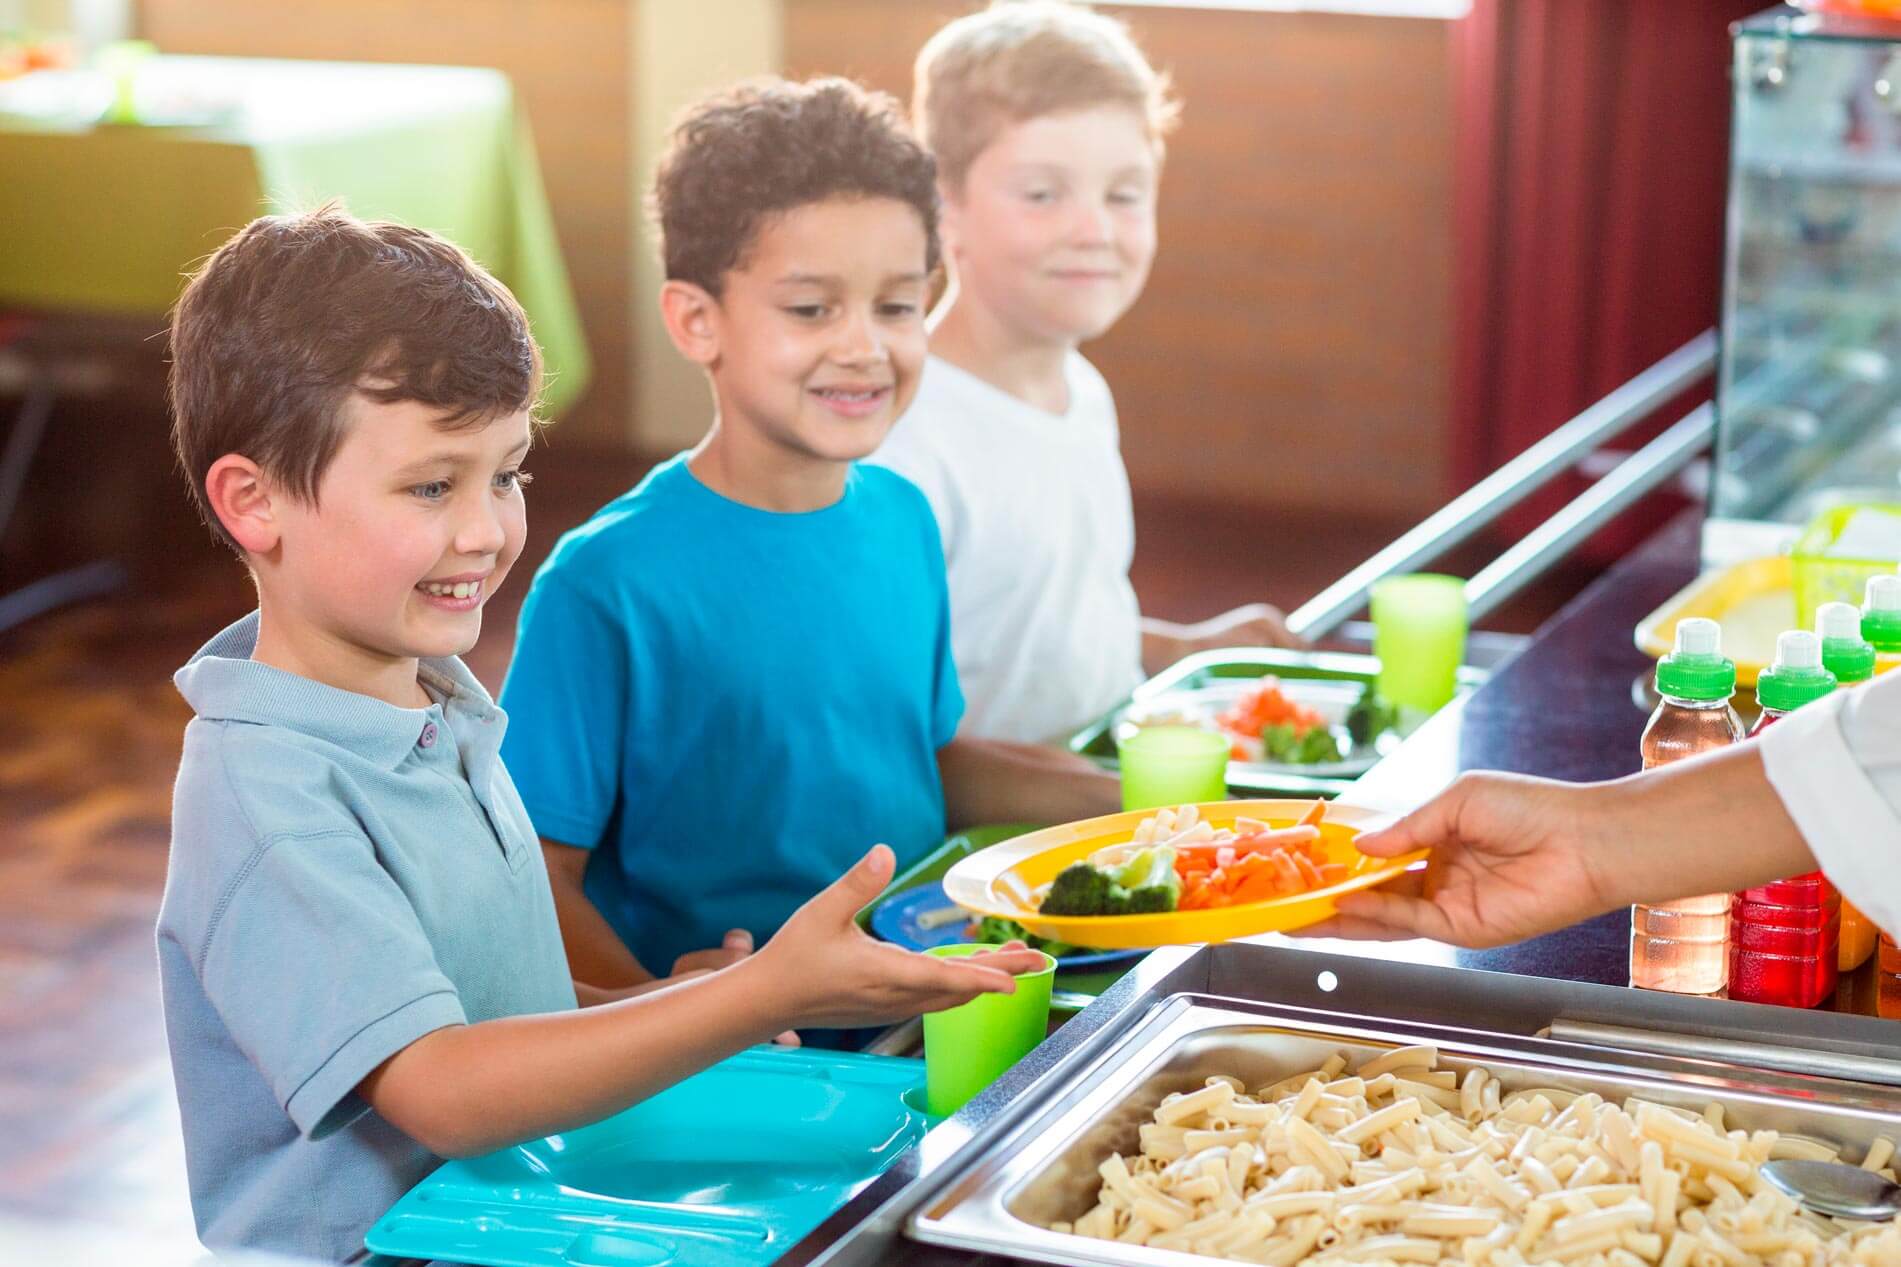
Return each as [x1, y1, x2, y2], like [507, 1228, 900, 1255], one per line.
[872, 1, 1301, 745]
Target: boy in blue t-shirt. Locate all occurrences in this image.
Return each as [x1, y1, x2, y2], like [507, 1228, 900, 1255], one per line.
[501, 78, 1118, 986]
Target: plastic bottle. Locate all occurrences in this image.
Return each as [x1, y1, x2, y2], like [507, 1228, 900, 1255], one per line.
[1729, 631, 1840, 1007]
[1818, 601, 1880, 975]
[1631, 618, 1744, 995]
[1866, 574, 1901, 673]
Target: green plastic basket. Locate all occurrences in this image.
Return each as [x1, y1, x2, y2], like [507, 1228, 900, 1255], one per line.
[1791, 502, 1901, 629]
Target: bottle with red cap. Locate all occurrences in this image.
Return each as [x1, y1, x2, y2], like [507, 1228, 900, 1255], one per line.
[1729, 630, 1839, 1007]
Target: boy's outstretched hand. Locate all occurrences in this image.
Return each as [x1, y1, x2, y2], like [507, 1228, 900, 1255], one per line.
[1298, 772, 1631, 948]
[753, 844, 1046, 1029]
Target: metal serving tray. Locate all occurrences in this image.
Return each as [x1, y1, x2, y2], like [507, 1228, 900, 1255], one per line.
[909, 995, 1901, 1266]
[793, 942, 1901, 1267]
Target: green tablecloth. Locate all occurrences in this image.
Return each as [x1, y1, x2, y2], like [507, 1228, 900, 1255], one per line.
[0, 56, 591, 415]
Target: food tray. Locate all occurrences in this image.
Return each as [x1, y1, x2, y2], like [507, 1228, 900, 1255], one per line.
[1111, 678, 1387, 778]
[1634, 556, 1794, 689]
[1069, 649, 1488, 798]
[365, 1046, 930, 1267]
[940, 801, 1420, 950]
[911, 998, 1901, 1267]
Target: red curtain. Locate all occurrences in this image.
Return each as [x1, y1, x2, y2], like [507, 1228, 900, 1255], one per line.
[1450, 0, 1762, 546]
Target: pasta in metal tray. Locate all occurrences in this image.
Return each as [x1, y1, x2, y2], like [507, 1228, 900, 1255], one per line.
[1048, 1043, 1901, 1266]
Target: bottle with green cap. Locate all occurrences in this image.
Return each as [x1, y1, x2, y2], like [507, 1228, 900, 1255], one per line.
[1817, 600, 1877, 686]
[1730, 630, 1839, 1007]
[1864, 574, 1901, 671]
[1631, 617, 1743, 997]
[1815, 601, 1882, 975]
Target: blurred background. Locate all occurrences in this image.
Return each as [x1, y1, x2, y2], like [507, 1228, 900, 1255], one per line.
[0, 0, 1762, 1259]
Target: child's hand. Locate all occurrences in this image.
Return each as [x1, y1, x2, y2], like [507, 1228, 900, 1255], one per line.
[671, 928, 756, 976]
[1195, 602, 1308, 651]
[753, 845, 1047, 1029]
[1297, 773, 1628, 947]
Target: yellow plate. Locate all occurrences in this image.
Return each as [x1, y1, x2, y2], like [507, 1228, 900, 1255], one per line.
[1633, 556, 1793, 689]
[941, 800, 1425, 949]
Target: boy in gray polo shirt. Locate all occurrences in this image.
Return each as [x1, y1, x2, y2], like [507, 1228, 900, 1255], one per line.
[157, 205, 1042, 1263]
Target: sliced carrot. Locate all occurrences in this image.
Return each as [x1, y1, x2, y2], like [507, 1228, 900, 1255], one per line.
[1298, 800, 1327, 828]
[1233, 867, 1284, 903]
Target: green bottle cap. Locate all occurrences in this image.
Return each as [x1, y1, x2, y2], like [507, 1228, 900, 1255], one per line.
[1654, 616, 1735, 701]
[1816, 601, 1876, 684]
[1756, 630, 1836, 713]
[1865, 576, 1901, 653]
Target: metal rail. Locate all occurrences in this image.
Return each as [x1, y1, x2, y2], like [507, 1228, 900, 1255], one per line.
[1466, 403, 1717, 623]
[1285, 329, 1719, 641]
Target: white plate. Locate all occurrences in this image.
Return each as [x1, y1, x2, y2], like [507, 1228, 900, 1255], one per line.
[1113, 678, 1398, 779]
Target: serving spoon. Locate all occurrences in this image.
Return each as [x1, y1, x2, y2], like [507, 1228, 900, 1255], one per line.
[1761, 1159, 1901, 1221]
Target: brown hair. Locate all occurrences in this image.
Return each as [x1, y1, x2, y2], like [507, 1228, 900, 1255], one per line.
[168, 203, 542, 553]
[914, 1, 1180, 190]
[651, 76, 940, 297]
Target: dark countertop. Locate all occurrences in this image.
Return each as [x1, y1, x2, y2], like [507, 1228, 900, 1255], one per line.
[785, 512, 1886, 1266]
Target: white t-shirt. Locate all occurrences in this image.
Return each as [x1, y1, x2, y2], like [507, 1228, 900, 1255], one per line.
[1760, 668, 1901, 937]
[870, 352, 1144, 743]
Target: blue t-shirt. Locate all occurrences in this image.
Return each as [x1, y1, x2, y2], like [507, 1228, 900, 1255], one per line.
[499, 456, 962, 971]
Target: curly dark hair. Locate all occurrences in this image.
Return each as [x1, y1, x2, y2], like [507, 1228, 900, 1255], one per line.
[651, 77, 940, 296]
[169, 202, 541, 554]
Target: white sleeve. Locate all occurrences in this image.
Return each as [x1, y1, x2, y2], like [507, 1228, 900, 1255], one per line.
[1758, 672, 1901, 938]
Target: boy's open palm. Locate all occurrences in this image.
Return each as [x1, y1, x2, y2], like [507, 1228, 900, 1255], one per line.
[760, 845, 1046, 1029]
[1299, 773, 1626, 948]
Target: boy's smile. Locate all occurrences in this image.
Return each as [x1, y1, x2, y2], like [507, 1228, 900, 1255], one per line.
[671, 195, 930, 510]
[944, 105, 1159, 346]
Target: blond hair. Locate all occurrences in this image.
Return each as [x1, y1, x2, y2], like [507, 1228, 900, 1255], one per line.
[914, 1, 1180, 189]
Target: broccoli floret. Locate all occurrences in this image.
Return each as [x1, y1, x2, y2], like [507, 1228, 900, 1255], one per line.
[1121, 883, 1178, 914]
[1347, 685, 1400, 747]
[1296, 726, 1343, 764]
[1040, 862, 1123, 916]
[1111, 847, 1182, 913]
[1042, 851, 1183, 917]
[1262, 721, 1343, 765]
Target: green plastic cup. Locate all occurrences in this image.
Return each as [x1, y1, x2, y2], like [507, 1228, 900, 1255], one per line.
[1116, 724, 1230, 811]
[1371, 573, 1468, 714]
[921, 943, 1056, 1117]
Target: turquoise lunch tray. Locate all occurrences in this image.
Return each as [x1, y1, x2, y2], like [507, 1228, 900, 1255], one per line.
[366, 1045, 931, 1267]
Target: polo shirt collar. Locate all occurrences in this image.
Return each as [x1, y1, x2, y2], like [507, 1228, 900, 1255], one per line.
[173, 611, 502, 770]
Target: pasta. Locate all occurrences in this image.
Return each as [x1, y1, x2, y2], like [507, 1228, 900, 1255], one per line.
[1047, 1045, 1901, 1265]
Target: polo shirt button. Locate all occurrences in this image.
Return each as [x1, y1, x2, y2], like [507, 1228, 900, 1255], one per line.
[419, 722, 438, 749]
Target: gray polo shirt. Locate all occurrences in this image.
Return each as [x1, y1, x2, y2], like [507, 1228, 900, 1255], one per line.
[158, 613, 576, 1262]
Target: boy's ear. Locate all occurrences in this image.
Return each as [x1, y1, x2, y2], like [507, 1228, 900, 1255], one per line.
[203, 454, 282, 555]
[659, 280, 722, 368]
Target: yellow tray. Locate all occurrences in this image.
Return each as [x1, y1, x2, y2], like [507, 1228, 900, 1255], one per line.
[1633, 556, 1794, 689]
[940, 800, 1424, 949]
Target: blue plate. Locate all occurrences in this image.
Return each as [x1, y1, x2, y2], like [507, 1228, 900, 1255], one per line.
[869, 882, 1148, 971]
[366, 1046, 933, 1267]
